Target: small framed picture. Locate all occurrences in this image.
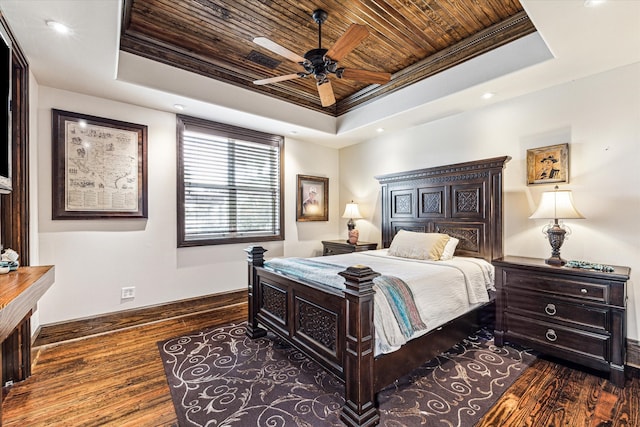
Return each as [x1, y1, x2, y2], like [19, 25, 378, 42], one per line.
[296, 175, 328, 221]
[526, 143, 569, 185]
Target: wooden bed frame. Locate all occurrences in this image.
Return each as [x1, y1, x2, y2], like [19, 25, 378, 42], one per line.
[246, 156, 510, 426]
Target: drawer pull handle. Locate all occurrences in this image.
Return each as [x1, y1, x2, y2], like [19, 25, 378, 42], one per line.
[581, 288, 588, 294]
[544, 303, 557, 316]
[545, 329, 558, 342]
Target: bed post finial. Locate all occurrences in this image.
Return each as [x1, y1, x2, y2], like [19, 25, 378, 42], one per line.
[339, 265, 380, 427]
[245, 246, 267, 339]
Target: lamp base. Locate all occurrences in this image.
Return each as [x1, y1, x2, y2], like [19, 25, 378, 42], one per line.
[545, 255, 566, 266]
[545, 222, 567, 267]
[347, 228, 359, 245]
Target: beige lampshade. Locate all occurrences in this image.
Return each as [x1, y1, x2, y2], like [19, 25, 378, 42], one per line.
[530, 188, 585, 220]
[342, 202, 362, 219]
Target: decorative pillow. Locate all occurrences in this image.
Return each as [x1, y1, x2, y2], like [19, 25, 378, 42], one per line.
[388, 230, 450, 260]
[439, 237, 460, 260]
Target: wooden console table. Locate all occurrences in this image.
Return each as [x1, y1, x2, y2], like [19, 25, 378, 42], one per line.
[0, 266, 55, 419]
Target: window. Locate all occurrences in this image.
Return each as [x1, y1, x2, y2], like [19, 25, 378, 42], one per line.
[177, 115, 284, 246]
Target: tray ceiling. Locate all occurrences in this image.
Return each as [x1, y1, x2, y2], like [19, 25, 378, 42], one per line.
[121, 0, 536, 116]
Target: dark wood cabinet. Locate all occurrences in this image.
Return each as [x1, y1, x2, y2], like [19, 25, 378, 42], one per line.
[493, 256, 630, 387]
[0, 266, 55, 419]
[321, 240, 377, 256]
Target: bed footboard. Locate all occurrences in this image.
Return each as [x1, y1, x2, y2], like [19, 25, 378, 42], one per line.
[245, 246, 381, 427]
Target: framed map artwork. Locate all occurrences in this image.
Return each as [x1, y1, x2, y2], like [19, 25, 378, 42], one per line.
[51, 109, 148, 219]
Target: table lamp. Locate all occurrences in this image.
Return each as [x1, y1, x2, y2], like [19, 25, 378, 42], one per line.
[529, 186, 584, 266]
[342, 201, 362, 244]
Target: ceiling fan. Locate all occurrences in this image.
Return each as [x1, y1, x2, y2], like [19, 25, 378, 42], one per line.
[252, 9, 392, 108]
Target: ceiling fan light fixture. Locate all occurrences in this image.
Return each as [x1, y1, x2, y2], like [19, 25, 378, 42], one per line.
[325, 60, 338, 73]
[316, 74, 328, 83]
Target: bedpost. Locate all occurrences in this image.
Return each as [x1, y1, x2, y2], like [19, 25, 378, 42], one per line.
[245, 246, 267, 339]
[339, 265, 380, 427]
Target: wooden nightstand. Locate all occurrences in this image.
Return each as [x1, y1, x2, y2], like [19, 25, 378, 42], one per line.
[321, 240, 378, 256]
[493, 256, 630, 387]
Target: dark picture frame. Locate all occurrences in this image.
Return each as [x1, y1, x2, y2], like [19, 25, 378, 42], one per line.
[296, 174, 328, 221]
[526, 143, 569, 186]
[52, 109, 148, 219]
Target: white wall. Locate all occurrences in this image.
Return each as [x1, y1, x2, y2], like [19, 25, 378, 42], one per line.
[340, 63, 640, 340]
[31, 64, 639, 344]
[34, 87, 339, 325]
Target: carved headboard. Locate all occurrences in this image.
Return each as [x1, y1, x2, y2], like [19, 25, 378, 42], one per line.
[375, 156, 511, 262]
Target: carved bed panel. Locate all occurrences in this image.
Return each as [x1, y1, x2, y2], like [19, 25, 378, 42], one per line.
[295, 297, 338, 352]
[377, 156, 508, 262]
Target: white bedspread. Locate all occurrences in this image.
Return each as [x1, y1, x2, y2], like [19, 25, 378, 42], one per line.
[265, 249, 495, 355]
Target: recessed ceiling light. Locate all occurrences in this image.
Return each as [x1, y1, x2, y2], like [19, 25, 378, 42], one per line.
[173, 104, 185, 110]
[584, 0, 606, 7]
[376, 128, 385, 133]
[46, 20, 71, 34]
[481, 92, 495, 100]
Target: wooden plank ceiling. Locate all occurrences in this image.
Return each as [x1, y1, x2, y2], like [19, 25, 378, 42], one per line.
[121, 0, 535, 116]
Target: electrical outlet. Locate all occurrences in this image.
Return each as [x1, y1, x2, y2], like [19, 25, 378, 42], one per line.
[121, 286, 135, 299]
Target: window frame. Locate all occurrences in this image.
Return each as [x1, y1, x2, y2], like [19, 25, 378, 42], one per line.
[176, 115, 284, 247]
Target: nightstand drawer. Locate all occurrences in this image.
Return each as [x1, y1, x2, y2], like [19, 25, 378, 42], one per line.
[323, 245, 341, 256]
[322, 240, 377, 256]
[506, 291, 609, 332]
[505, 313, 610, 362]
[503, 270, 608, 303]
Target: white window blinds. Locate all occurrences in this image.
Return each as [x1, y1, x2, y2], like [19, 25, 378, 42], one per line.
[177, 116, 283, 246]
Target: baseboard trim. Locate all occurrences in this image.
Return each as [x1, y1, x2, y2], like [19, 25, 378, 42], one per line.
[34, 289, 247, 347]
[628, 337, 640, 369]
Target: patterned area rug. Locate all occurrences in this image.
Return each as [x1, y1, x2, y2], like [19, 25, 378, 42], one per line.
[158, 323, 536, 426]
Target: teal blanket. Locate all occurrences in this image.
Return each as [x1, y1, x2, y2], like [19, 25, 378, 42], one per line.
[375, 275, 426, 338]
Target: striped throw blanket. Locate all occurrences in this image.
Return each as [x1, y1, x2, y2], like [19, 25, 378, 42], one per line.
[374, 275, 426, 339]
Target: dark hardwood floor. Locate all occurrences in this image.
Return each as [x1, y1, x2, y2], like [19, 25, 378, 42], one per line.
[3, 303, 638, 426]
[2, 303, 247, 426]
[478, 357, 639, 426]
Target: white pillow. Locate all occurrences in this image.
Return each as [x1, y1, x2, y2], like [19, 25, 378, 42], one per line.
[439, 237, 460, 260]
[388, 230, 450, 260]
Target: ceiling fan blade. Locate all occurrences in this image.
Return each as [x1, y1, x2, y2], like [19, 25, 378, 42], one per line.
[340, 68, 391, 85]
[253, 73, 302, 85]
[253, 37, 306, 63]
[317, 81, 336, 107]
[325, 24, 369, 62]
